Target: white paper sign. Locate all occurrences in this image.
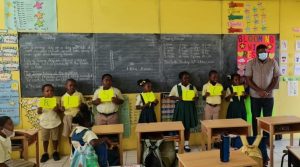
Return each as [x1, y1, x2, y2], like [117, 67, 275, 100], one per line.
[288, 81, 298, 96]
[280, 52, 288, 63]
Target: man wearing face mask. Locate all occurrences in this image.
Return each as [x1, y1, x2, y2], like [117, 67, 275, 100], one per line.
[245, 44, 280, 138]
[0, 116, 35, 167]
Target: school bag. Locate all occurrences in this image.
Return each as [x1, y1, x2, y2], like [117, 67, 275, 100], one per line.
[70, 128, 108, 167]
[70, 143, 99, 167]
[159, 141, 176, 167]
[107, 145, 120, 166]
[70, 129, 99, 167]
[239, 135, 263, 167]
[230, 135, 269, 164]
[142, 139, 164, 167]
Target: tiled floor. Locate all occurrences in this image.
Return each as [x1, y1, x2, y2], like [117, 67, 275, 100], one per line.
[29, 139, 299, 167]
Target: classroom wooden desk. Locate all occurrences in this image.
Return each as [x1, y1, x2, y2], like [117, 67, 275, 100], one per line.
[11, 129, 39, 167]
[135, 122, 185, 164]
[201, 119, 251, 150]
[257, 116, 300, 167]
[92, 124, 124, 166]
[288, 147, 300, 167]
[177, 150, 257, 167]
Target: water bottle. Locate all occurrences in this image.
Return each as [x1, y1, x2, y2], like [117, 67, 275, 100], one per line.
[220, 134, 230, 162]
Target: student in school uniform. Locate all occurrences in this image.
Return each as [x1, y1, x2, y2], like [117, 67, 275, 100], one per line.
[92, 74, 124, 125]
[0, 116, 36, 167]
[37, 84, 61, 162]
[202, 70, 223, 120]
[60, 79, 85, 140]
[136, 79, 159, 123]
[169, 71, 198, 152]
[225, 73, 247, 121]
[71, 104, 110, 167]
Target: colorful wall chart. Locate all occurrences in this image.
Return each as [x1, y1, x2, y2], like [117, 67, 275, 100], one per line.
[4, 0, 57, 32]
[227, 1, 267, 33]
[0, 31, 20, 124]
[237, 35, 276, 76]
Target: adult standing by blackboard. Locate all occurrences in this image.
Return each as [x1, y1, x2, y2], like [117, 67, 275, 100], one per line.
[245, 44, 280, 139]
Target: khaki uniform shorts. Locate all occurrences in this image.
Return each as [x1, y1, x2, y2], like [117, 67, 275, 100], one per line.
[41, 126, 60, 141]
[62, 115, 74, 137]
[95, 112, 118, 125]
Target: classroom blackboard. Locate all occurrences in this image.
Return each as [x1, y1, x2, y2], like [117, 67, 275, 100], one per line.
[19, 33, 279, 97]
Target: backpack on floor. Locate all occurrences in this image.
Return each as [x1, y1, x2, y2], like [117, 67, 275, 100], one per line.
[107, 145, 120, 166]
[240, 135, 263, 167]
[159, 141, 176, 167]
[71, 128, 108, 167]
[142, 139, 164, 167]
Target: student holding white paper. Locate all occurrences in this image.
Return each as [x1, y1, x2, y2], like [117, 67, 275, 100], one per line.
[225, 73, 247, 121]
[92, 74, 124, 125]
[169, 71, 198, 152]
[136, 79, 158, 123]
[202, 70, 223, 120]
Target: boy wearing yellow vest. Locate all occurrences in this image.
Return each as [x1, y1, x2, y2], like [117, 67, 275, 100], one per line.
[92, 74, 124, 125]
[61, 79, 85, 139]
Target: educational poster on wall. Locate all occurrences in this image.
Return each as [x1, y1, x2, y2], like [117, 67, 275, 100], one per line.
[280, 52, 288, 64]
[280, 65, 288, 76]
[227, 1, 267, 33]
[288, 81, 298, 97]
[237, 35, 276, 76]
[0, 31, 20, 124]
[295, 53, 300, 64]
[294, 65, 300, 76]
[296, 40, 300, 51]
[4, 0, 57, 32]
[280, 40, 288, 51]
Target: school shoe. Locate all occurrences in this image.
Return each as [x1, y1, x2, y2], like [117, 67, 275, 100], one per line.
[53, 151, 60, 161]
[175, 146, 179, 153]
[40, 153, 49, 163]
[184, 145, 191, 152]
[213, 142, 220, 149]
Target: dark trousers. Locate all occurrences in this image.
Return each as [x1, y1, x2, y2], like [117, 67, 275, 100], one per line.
[251, 97, 274, 136]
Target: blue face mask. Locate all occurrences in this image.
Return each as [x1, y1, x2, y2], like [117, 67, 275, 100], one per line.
[258, 53, 268, 61]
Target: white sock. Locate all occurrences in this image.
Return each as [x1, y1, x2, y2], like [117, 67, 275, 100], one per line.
[175, 142, 179, 147]
[185, 140, 189, 146]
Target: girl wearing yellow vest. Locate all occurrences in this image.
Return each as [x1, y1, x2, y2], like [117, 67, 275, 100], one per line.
[136, 79, 158, 123]
[169, 71, 198, 152]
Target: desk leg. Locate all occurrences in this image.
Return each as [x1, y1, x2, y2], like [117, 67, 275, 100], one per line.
[178, 159, 184, 167]
[257, 120, 261, 135]
[247, 126, 251, 136]
[36, 133, 40, 167]
[137, 132, 141, 164]
[270, 127, 274, 167]
[179, 130, 184, 154]
[290, 133, 294, 146]
[207, 128, 212, 150]
[118, 133, 123, 166]
[23, 137, 29, 161]
[288, 151, 291, 167]
[200, 132, 206, 151]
